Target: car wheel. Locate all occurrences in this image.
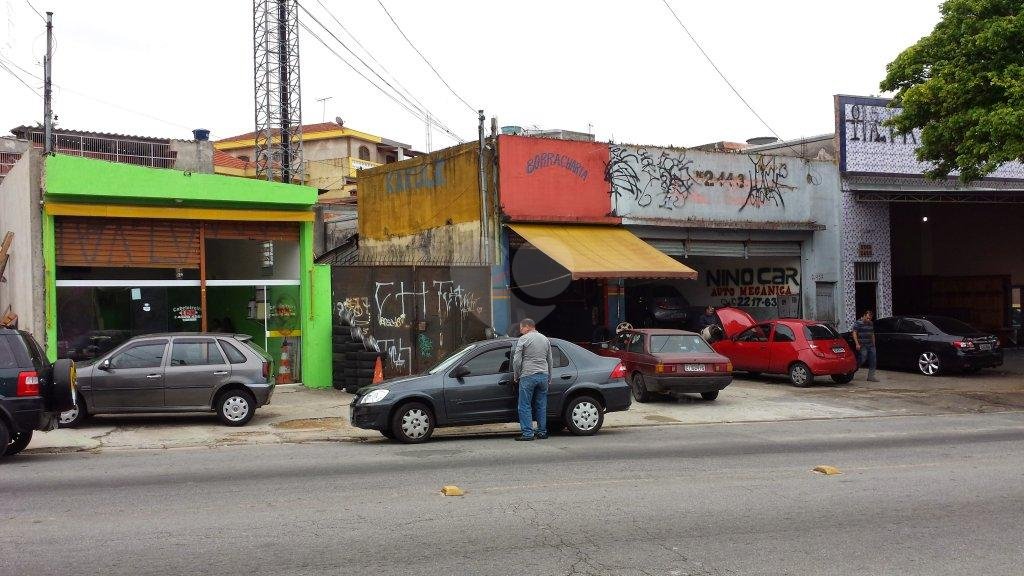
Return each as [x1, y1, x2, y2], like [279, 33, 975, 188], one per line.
[58, 395, 88, 429]
[390, 402, 434, 443]
[789, 362, 813, 387]
[630, 373, 652, 403]
[700, 391, 719, 401]
[49, 359, 78, 412]
[564, 395, 604, 436]
[4, 429, 33, 456]
[217, 390, 256, 426]
[0, 420, 9, 460]
[917, 352, 942, 376]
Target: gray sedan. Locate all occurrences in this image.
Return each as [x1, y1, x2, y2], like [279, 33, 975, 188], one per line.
[59, 333, 275, 428]
[350, 337, 631, 443]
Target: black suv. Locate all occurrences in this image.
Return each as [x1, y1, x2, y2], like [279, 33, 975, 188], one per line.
[0, 328, 77, 459]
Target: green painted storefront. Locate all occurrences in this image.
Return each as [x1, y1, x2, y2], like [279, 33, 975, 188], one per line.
[42, 155, 333, 389]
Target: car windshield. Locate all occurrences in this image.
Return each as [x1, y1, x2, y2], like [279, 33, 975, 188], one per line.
[803, 324, 840, 341]
[649, 335, 714, 354]
[927, 317, 980, 336]
[428, 343, 478, 374]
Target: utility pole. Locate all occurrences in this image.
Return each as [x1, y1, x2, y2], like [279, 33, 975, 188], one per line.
[478, 110, 489, 265]
[43, 11, 53, 155]
[424, 111, 433, 153]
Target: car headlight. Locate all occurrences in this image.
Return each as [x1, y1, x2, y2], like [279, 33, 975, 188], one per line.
[360, 389, 389, 404]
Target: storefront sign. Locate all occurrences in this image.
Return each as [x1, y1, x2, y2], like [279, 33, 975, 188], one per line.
[498, 135, 614, 223]
[673, 257, 801, 309]
[172, 305, 201, 322]
[837, 95, 1024, 178]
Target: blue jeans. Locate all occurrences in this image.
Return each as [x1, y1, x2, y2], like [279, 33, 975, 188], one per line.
[858, 345, 877, 377]
[517, 373, 548, 437]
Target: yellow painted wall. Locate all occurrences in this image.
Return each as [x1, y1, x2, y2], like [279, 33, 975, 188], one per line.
[359, 143, 481, 240]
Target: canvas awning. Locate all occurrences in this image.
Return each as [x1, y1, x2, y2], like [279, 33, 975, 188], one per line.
[508, 223, 697, 280]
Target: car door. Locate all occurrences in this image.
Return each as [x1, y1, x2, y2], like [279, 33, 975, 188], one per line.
[894, 318, 930, 369]
[90, 339, 168, 410]
[767, 323, 799, 374]
[871, 317, 899, 367]
[443, 344, 515, 423]
[730, 323, 771, 372]
[163, 338, 231, 408]
[624, 332, 651, 373]
[547, 344, 578, 415]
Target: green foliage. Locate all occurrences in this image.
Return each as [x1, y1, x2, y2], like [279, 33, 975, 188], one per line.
[880, 0, 1024, 181]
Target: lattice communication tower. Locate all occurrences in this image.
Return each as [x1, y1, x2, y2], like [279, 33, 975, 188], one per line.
[253, 0, 303, 183]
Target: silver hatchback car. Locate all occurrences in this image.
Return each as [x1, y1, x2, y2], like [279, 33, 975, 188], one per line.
[59, 333, 274, 427]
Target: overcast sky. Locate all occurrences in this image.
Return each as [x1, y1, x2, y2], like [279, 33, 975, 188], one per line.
[1, 0, 942, 151]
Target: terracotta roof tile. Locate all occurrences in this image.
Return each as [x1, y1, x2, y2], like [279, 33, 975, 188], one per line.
[213, 150, 251, 169]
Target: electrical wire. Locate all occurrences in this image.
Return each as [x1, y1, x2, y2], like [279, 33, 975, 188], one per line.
[297, 1, 464, 141]
[24, 0, 46, 22]
[660, 0, 781, 139]
[0, 59, 41, 96]
[376, 0, 477, 114]
[299, 20, 466, 143]
[311, 0, 431, 125]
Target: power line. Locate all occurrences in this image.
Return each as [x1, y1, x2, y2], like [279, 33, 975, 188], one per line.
[660, 0, 781, 139]
[296, 1, 462, 141]
[0, 59, 41, 97]
[24, 0, 46, 22]
[298, 19, 466, 143]
[312, 0, 428, 121]
[376, 0, 477, 114]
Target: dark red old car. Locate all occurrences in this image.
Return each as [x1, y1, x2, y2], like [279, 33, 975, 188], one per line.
[596, 329, 732, 402]
[706, 307, 858, 387]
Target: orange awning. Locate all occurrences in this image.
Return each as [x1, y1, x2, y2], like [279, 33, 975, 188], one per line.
[508, 223, 697, 280]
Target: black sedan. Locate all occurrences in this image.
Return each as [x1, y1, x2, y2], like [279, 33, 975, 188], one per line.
[350, 338, 631, 443]
[859, 316, 1003, 376]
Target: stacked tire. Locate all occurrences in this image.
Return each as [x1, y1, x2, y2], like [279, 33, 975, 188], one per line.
[332, 311, 384, 394]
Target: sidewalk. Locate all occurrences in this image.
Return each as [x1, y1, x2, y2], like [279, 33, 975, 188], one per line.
[23, 352, 1024, 454]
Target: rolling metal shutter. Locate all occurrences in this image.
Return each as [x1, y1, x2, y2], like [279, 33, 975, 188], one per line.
[646, 239, 801, 259]
[56, 217, 200, 268]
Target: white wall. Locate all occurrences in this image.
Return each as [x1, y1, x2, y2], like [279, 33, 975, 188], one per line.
[0, 149, 45, 338]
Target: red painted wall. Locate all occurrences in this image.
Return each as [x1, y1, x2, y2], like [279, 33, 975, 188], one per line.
[498, 135, 617, 223]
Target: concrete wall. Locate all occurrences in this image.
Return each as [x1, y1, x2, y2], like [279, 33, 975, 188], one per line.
[169, 140, 214, 174]
[0, 149, 46, 338]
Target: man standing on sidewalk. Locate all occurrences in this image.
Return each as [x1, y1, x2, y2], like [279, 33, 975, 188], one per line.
[512, 318, 553, 441]
[852, 310, 880, 382]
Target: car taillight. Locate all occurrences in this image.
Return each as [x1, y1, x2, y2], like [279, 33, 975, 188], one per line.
[714, 362, 732, 373]
[609, 362, 627, 380]
[262, 361, 270, 380]
[17, 371, 40, 396]
[810, 346, 827, 358]
[655, 363, 678, 374]
[952, 340, 975, 350]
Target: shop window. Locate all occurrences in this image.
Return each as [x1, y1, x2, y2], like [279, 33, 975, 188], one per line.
[462, 346, 512, 375]
[219, 339, 248, 364]
[772, 324, 796, 343]
[171, 340, 226, 366]
[110, 341, 167, 369]
[358, 145, 371, 161]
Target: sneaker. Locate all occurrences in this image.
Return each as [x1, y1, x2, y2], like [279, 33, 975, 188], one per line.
[514, 435, 534, 441]
[536, 433, 549, 440]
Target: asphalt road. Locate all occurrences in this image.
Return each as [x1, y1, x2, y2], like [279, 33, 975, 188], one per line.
[3, 412, 1024, 576]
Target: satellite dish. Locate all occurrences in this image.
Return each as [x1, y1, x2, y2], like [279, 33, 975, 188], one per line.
[335, 117, 345, 127]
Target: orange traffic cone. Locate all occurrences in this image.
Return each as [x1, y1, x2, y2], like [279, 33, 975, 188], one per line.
[276, 339, 294, 385]
[372, 356, 384, 385]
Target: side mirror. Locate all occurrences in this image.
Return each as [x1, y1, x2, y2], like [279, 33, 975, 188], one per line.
[451, 365, 471, 378]
[98, 359, 111, 371]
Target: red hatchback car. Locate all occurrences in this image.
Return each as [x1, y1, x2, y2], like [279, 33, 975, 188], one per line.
[596, 329, 733, 402]
[707, 308, 858, 387]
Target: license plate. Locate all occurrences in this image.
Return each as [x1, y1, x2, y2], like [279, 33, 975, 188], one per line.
[979, 343, 992, 351]
[684, 364, 706, 372]
[832, 347, 845, 354]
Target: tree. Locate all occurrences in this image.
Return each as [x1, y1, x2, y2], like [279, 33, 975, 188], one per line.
[880, 0, 1024, 182]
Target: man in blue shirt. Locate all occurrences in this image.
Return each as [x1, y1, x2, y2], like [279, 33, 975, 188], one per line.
[852, 310, 879, 382]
